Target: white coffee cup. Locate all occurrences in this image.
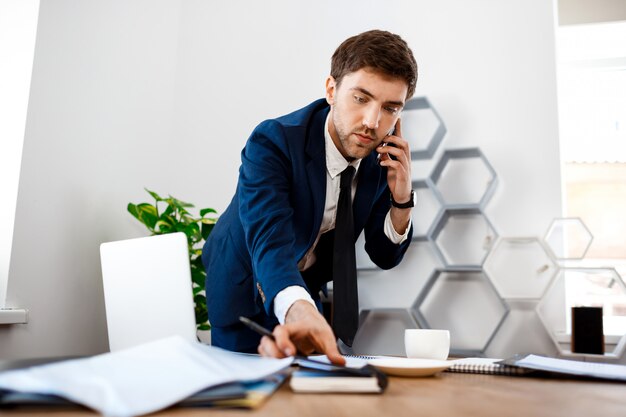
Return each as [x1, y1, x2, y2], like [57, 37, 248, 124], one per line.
[404, 329, 450, 360]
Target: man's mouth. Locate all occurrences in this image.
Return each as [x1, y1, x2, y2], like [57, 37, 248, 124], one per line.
[354, 132, 376, 144]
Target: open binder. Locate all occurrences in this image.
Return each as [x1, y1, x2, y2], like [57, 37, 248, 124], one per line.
[500, 354, 626, 382]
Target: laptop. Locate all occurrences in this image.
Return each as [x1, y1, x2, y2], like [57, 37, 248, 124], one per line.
[100, 232, 198, 352]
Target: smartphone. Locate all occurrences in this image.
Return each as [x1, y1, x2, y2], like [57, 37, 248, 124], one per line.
[377, 126, 398, 165]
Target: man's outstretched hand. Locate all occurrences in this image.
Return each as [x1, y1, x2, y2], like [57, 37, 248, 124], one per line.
[257, 300, 346, 365]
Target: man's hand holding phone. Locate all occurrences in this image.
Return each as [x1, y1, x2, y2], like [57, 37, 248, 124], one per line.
[376, 118, 413, 234]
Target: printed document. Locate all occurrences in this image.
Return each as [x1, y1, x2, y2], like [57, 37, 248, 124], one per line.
[0, 336, 292, 417]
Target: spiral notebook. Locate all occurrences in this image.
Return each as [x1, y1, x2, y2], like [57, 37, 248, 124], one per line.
[342, 355, 531, 376]
[445, 358, 533, 376]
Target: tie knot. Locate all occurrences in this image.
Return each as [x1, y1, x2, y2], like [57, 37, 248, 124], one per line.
[340, 166, 355, 189]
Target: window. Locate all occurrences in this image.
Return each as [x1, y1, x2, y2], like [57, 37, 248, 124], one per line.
[556, 21, 626, 342]
[0, 0, 40, 307]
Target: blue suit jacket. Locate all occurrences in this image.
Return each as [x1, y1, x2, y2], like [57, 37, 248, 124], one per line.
[202, 99, 412, 349]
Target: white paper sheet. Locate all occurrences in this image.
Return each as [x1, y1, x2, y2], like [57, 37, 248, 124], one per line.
[0, 336, 292, 417]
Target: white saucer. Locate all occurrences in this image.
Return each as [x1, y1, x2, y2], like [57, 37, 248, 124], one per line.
[368, 358, 452, 377]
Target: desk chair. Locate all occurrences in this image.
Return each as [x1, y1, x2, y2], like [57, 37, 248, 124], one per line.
[100, 232, 198, 352]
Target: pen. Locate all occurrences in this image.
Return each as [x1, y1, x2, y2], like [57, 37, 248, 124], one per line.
[239, 316, 276, 340]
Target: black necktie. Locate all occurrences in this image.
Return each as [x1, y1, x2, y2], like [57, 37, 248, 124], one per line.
[332, 165, 358, 346]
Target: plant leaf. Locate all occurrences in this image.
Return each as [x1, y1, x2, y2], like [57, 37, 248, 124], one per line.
[194, 293, 208, 325]
[184, 223, 200, 238]
[145, 188, 163, 202]
[155, 219, 174, 234]
[127, 203, 140, 220]
[194, 309, 208, 326]
[136, 203, 158, 229]
[191, 255, 204, 268]
[162, 204, 174, 217]
[172, 197, 195, 208]
[200, 208, 218, 217]
[191, 267, 206, 288]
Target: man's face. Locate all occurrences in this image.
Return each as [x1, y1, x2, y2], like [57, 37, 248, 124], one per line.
[325, 68, 408, 161]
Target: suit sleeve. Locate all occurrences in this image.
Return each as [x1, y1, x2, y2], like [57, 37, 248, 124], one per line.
[238, 120, 308, 317]
[363, 185, 413, 270]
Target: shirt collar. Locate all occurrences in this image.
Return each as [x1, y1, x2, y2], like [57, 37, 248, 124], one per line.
[324, 113, 361, 179]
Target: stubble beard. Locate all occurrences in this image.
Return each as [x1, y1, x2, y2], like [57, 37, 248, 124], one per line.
[333, 114, 379, 161]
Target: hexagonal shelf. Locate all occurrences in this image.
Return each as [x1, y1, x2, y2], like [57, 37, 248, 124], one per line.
[430, 148, 498, 208]
[412, 179, 443, 239]
[411, 269, 509, 356]
[544, 217, 594, 260]
[402, 97, 447, 160]
[352, 308, 420, 356]
[357, 239, 443, 310]
[537, 267, 626, 358]
[485, 300, 558, 359]
[431, 208, 498, 268]
[484, 237, 558, 300]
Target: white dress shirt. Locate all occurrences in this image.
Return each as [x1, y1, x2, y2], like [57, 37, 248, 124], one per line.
[273, 114, 412, 324]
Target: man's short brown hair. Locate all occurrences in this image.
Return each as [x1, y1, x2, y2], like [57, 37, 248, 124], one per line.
[331, 30, 418, 100]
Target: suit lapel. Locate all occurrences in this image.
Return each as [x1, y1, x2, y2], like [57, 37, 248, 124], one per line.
[305, 106, 329, 248]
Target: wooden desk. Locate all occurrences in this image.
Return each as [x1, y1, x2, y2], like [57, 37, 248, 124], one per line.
[4, 372, 626, 417]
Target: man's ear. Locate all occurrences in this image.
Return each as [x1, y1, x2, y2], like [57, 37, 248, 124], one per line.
[325, 76, 336, 105]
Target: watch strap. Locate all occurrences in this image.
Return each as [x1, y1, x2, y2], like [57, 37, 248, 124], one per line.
[391, 190, 415, 208]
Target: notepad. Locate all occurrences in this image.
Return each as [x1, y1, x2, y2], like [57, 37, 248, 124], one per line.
[446, 357, 533, 376]
[290, 365, 387, 394]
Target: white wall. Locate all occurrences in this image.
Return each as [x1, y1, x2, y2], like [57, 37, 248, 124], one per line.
[1, 0, 568, 360]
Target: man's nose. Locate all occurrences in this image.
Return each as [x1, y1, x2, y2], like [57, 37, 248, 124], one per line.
[362, 106, 380, 130]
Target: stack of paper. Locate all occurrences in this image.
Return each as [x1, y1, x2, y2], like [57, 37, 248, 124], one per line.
[0, 336, 292, 417]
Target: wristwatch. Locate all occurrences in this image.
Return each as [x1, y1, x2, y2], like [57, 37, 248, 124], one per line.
[391, 190, 415, 209]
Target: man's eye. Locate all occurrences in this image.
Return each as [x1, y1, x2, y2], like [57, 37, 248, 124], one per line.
[354, 95, 366, 104]
[384, 106, 399, 115]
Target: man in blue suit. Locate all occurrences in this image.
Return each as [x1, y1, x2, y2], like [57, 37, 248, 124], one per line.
[202, 30, 417, 364]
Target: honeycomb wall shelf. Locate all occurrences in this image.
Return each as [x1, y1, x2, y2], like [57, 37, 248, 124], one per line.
[411, 268, 509, 356]
[430, 207, 498, 268]
[430, 148, 498, 208]
[544, 217, 594, 261]
[484, 237, 558, 300]
[402, 97, 447, 161]
[412, 179, 442, 240]
[352, 308, 420, 357]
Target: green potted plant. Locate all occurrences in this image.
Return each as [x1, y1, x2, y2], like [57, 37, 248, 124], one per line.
[127, 188, 217, 331]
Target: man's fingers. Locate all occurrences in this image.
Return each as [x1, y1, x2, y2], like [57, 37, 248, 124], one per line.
[319, 338, 346, 365]
[385, 144, 409, 165]
[258, 335, 287, 358]
[273, 325, 298, 357]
